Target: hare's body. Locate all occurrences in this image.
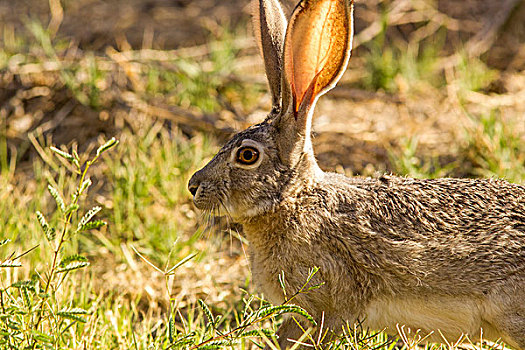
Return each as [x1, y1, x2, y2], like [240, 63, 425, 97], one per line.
[243, 172, 525, 345]
[189, 0, 525, 348]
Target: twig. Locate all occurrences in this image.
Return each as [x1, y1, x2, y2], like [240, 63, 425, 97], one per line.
[36, 100, 76, 134]
[105, 37, 255, 62]
[121, 92, 235, 135]
[438, 0, 522, 69]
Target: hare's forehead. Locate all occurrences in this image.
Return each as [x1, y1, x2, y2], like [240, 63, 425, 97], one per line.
[223, 124, 275, 149]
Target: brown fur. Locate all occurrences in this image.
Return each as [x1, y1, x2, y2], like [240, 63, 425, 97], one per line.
[188, 0, 525, 348]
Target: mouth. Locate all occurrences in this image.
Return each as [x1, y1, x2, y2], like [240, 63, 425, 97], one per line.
[192, 194, 229, 217]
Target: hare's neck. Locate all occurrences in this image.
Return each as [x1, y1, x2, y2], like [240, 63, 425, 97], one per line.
[241, 210, 292, 248]
[241, 154, 324, 241]
[242, 180, 321, 244]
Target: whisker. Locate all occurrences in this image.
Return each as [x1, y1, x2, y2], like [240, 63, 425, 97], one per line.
[218, 198, 234, 256]
[219, 200, 251, 274]
[200, 209, 213, 241]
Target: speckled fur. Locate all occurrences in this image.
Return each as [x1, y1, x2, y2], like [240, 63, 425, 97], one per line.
[190, 121, 525, 348]
[188, 0, 525, 348]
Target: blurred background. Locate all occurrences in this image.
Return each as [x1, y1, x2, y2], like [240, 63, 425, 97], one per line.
[1, 0, 525, 348]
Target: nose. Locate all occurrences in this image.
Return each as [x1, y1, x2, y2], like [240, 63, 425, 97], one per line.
[188, 184, 198, 196]
[188, 175, 200, 197]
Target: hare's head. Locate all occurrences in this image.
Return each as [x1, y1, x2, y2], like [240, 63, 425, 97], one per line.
[188, 0, 354, 220]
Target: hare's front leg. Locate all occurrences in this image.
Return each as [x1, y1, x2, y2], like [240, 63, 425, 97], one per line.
[271, 316, 311, 349]
[270, 315, 339, 349]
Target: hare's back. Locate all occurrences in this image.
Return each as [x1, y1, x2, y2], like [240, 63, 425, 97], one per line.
[341, 175, 525, 240]
[323, 174, 525, 288]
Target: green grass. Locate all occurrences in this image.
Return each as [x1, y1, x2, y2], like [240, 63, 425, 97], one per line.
[360, 22, 445, 94]
[455, 53, 498, 94]
[388, 137, 458, 179]
[104, 125, 215, 262]
[462, 111, 525, 182]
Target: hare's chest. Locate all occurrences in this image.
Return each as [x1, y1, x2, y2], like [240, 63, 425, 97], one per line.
[249, 249, 286, 305]
[248, 240, 311, 306]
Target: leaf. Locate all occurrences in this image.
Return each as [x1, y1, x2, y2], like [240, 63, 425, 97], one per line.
[65, 203, 79, 215]
[166, 253, 197, 275]
[59, 254, 88, 267]
[21, 286, 31, 308]
[57, 307, 89, 323]
[96, 137, 119, 157]
[0, 260, 22, 268]
[56, 261, 90, 273]
[73, 158, 81, 169]
[5, 320, 21, 330]
[0, 239, 10, 246]
[168, 315, 175, 343]
[306, 266, 320, 284]
[50, 146, 74, 161]
[255, 304, 316, 326]
[198, 299, 214, 326]
[172, 337, 195, 347]
[58, 307, 89, 315]
[72, 149, 80, 161]
[198, 340, 237, 350]
[78, 178, 92, 197]
[239, 329, 275, 338]
[11, 280, 34, 289]
[36, 211, 56, 242]
[48, 185, 66, 212]
[78, 220, 106, 232]
[57, 255, 90, 273]
[172, 332, 196, 347]
[307, 282, 325, 291]
[76, 206, 101, 232]
[31, 330, 54, 344]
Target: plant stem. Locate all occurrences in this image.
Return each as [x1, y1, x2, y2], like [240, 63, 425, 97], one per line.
[32, 157, 96, 345]
[0, 114, 7, 175]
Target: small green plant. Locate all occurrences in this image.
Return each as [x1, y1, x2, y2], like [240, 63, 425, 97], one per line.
[135, 249, 323, 349]
[462, 111, 525, 183]
[187, 268, 322, 350]
[362, 38, 442, 94]
[389, 137, 457, 179]
[362, 39, 399, 93]
[0, 137, 118, 349]
[455, 53, 497, 93]
[132, 251, 395, 350]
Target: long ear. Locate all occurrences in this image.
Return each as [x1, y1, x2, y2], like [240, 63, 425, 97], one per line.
[282, 0, 353, 132]
[251, 0, 287, 112]
[274, 0, 353, 168]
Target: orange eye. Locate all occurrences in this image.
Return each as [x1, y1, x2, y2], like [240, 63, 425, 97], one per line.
[236, 146, 260, 165]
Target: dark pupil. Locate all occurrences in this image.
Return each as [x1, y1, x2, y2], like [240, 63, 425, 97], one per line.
[243, 150, 253, 160]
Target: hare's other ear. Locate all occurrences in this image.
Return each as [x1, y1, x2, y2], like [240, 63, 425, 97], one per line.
[276, 0, 354, 165]
[252, 0, 287, 111]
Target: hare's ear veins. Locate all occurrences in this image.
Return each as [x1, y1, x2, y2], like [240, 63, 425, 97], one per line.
[251, 0, 288, 111]
[284, 0, 354, 116]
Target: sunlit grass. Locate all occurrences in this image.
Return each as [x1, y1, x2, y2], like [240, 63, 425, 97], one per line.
[462, 111, 525, 183]
[360, 24, 445, 94]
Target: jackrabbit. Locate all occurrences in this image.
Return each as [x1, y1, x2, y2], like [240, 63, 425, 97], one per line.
[188, 0, 525, 348]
